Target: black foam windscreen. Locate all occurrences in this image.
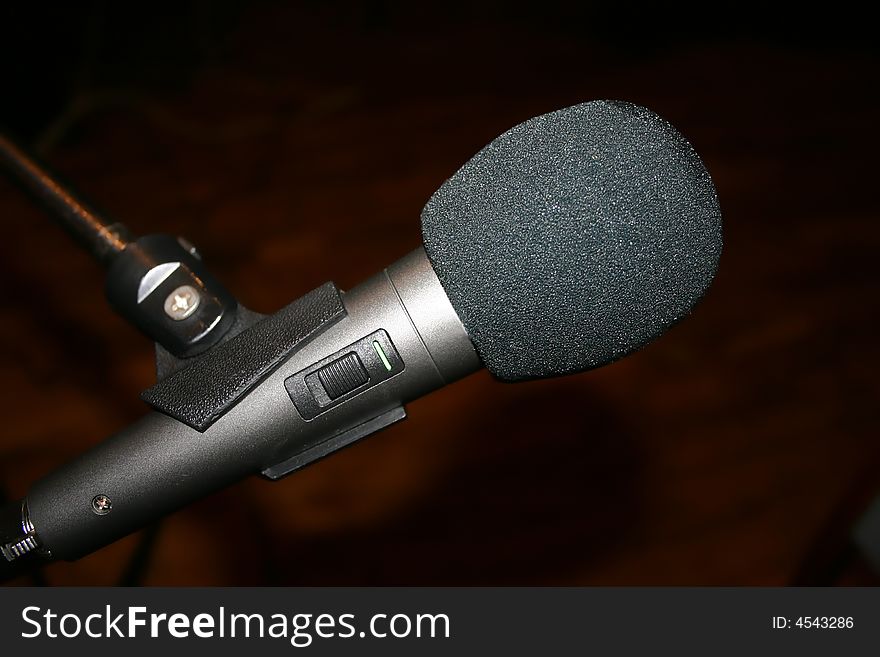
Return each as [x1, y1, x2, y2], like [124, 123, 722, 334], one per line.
[421, 101, 722, 381]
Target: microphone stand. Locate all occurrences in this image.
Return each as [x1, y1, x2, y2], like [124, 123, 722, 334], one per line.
[0, 134, 254, 581]
[0, 133, 246, 357]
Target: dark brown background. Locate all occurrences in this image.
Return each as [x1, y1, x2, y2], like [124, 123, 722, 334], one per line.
[1, 2, 878, 585]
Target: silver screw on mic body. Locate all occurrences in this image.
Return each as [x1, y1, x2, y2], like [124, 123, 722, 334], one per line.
[164, 285, 201, 320]
[91, 495, 112, 515]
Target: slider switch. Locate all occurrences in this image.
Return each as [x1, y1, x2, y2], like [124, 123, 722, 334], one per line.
[286, 329, 403, 419]
[316, 352, 369, 400]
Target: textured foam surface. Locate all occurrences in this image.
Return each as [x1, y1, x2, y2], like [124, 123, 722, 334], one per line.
[421, 101, 723, 381]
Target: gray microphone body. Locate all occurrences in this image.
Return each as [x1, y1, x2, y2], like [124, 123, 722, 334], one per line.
[1, 100, 722, 575]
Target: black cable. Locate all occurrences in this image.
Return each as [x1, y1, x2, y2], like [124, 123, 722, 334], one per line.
[0, 486, 47, 586]
[1, 493, 160, 586]
[118, 522, 162, 586]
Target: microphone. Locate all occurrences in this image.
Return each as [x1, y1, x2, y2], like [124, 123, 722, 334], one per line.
[0, 100, 721, 577]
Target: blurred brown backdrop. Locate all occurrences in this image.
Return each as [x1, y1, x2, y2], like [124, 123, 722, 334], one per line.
[1, 1, 878, 585]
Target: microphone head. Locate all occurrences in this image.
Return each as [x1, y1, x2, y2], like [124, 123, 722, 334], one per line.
[421, 100, 722, 381]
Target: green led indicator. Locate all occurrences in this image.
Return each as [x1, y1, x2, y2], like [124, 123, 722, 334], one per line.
[373, 340, 393, 371]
